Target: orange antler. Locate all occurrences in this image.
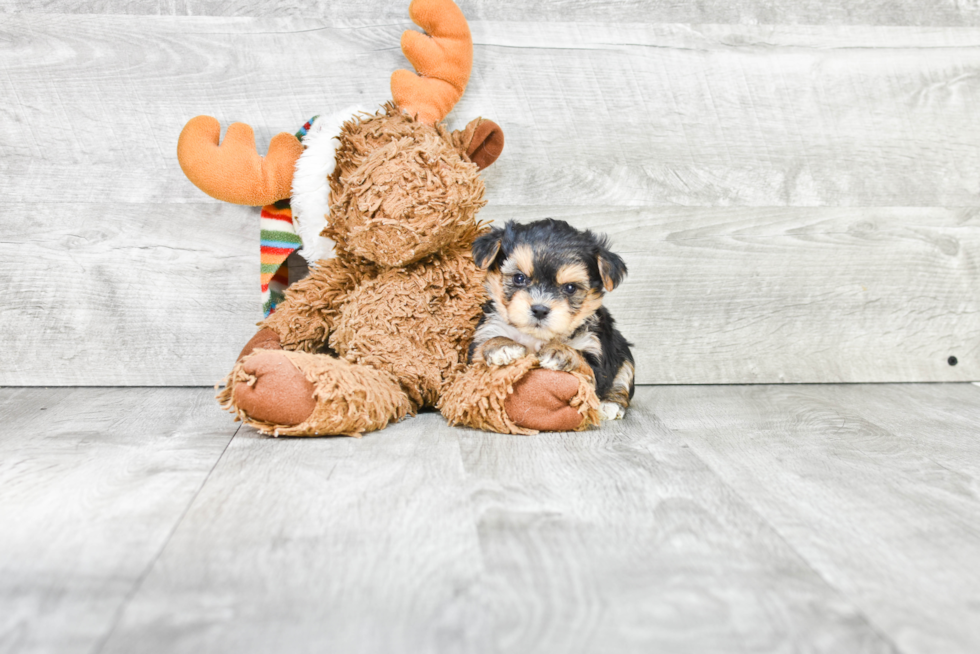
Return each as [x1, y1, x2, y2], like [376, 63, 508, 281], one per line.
[391, 0, 473, 125]
[177, 116, 304, 206]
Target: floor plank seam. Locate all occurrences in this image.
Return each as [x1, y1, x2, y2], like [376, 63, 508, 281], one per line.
[87, 421, 244, 654]
[652, 410, 906, 653]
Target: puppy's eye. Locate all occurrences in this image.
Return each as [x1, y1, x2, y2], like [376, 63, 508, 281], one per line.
[513, 273, 527, 286]
[561, 283, 578, 295]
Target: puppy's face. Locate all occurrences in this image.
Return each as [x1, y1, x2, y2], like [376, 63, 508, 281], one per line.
[489, 243, 601, 340]
[473, 220, 627, 341]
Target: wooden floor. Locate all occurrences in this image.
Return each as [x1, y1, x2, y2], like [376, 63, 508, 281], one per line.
[2, 385, 979, 653]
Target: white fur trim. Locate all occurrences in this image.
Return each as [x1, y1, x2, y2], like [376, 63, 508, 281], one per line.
[290, 105, 367, 264]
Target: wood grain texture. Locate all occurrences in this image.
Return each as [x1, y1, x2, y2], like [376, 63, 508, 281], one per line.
[0, 387, 237, 654]
[97, 395, 895, 654]
[2, 15, 980, 384]
[3, 0, 980, 27]
[4, 204, 975, 385]
[7, 385, 980, 652]
[0, 202, 263, 385]
[651, 383, 980, 654]
[3, 18, 980, 207]
[449, 399, 894, 654]
[97, 412, 488, 654]
[479, 205, 980, 384]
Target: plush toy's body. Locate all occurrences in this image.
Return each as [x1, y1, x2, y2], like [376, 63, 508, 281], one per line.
[178, 0, 602, 436]
[226, 243, 484, 436]
[219, 108, 490, 435]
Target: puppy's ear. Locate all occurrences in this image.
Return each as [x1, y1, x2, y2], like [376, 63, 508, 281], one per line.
[473, 227, 504, 269]
[596, 247, 627, 292]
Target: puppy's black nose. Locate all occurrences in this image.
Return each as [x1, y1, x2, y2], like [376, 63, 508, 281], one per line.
[531, 304, 551, 320]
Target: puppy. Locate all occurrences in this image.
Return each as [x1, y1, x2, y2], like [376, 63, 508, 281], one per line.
[469, 219, 634, 420]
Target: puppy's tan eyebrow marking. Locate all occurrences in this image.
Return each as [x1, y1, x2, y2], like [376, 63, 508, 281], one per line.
[501, 244, 534, 277]
[556, 262, 589, 286]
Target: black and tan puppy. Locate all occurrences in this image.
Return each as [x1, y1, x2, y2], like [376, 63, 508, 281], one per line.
[469, 219, 635, 420]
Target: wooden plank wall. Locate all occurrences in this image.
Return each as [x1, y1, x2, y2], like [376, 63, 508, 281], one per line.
[1, 2, 978, 385]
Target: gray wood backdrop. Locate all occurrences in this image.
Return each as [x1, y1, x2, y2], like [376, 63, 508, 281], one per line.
[2, 1, 979, 385]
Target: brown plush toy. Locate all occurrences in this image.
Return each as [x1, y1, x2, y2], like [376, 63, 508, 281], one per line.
[177, 0, 601, 436]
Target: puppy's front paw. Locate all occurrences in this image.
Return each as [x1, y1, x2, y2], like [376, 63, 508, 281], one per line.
[482, 337, 527, 367]
[488, 344, 526, 366]
[538, 343, 584, 373]
[600, 401, 626, 421]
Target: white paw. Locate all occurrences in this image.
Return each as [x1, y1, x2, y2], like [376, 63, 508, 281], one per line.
[538, 351, 561, 370]
[486, 343, 527, 366]
[538, 349, 571, 371]
[600, 402, 626, 421]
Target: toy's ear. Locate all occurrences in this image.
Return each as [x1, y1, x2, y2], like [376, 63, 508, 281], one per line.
[596, 247, 627, 292]
[456, 117, 504, 170]
[473, 227, 504, 269]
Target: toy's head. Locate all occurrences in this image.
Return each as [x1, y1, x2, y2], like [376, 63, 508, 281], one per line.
[323, 0, 503, 266]
[325, 106, 499, 267]
[176, 0, 503, 268]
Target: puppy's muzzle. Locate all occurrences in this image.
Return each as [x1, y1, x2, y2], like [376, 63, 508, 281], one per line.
[530, 304, 550, 320]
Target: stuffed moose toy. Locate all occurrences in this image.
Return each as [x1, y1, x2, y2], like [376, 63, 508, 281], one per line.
[176, 0, 602, 436]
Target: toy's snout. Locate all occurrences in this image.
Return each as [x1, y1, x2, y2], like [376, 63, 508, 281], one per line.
[331, 126, 487, 267]
[340, 183, 470, 266]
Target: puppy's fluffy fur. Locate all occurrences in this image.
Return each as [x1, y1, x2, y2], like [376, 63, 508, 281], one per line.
[469, 219, 635, 420]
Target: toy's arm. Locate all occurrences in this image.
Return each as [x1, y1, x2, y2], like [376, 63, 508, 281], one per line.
[252, 255, 370, 355]
[177, 116, 303, 206]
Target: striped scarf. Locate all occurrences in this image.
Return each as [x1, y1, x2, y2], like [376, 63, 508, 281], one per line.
[260, 117, 317, 316]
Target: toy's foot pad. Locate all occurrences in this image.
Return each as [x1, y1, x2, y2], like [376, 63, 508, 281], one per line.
[234, 351, 316, 426]
[504, 368, 584, 432]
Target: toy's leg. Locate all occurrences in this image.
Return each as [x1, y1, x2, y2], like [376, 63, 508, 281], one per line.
[218, 349, 413, 437]
[439, 356, 601, 435]
[237, 328, 282, 360]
